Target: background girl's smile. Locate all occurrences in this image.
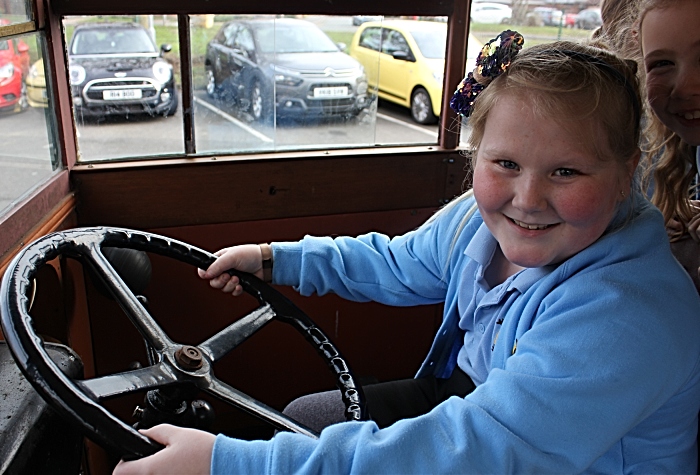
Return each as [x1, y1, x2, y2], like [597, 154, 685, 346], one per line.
[642, 0, 700, 147]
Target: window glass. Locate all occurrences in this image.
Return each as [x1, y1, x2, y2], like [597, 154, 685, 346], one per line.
[63, 15, 184, 162]
[0, 0, 32, 26]
[358, 27, 381, 51]
[410, 29, 446, 59]
[65, 14, 449, 161]
[192, 14, 446, 153]
[460, 8, 603, 146]
[236, 27, 254, 53]
[192, 14, 380, 154]
[0, 33, 61, 215]
[382, 31, 409, 55]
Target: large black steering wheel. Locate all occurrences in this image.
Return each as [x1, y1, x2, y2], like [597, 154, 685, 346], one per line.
[0, 227, 367, 459]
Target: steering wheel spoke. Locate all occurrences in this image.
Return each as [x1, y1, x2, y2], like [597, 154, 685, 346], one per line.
[76, 362, 178, 401]
[204, 376, 318, 438]
[199, 303, 276, 362]
[87, 244, 173, 351]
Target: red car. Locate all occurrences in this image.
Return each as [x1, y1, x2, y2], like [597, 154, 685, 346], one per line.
[0, 29, 30, 113]
[563, 13, 577, 28]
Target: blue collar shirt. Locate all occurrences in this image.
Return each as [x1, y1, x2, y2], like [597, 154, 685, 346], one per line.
[457, 223, 554, 385]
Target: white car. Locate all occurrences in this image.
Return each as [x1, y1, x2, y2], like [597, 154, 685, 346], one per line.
[471, 2, 512, 24]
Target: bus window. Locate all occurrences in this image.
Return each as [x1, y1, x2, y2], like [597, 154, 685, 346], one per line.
[0, 32, 61, 216]
[62, 14, 459, 162]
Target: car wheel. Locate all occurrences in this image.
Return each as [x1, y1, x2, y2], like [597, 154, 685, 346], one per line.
[249, 80, 267, 122]
[500, 17, 511, 24]
[15, 80, 29, 113]
[205, 69, 217, 97]
[410, 87, 437, 125]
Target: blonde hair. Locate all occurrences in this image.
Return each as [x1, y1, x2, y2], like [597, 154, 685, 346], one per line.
[593, 0, 641, 60]
[469, 41, 641, 166]
[637, 0, 697, 240]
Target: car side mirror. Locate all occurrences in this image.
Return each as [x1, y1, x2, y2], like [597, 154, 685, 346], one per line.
[160, 44, 172, 55]
[392, 50, 415, 62]
[336, 42, 347, 52]
[17, 41, 29, 54]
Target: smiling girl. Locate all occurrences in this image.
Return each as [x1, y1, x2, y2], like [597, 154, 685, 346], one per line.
[639, 0, 700, 240]
[115, 34, 700, 475]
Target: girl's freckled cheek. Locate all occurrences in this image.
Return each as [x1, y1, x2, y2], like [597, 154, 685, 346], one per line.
[472, 169, 503, 208]
[554, 185, 609, 224]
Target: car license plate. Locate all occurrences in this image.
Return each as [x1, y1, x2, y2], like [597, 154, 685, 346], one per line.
[103, 89, 142, 100]
[313, 86, 347, 98]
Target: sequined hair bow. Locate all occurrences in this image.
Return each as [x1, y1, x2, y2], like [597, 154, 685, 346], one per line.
[450, 30, 524, 118]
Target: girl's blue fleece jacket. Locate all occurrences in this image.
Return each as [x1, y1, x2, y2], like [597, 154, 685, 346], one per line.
[212, 193, 700, 474]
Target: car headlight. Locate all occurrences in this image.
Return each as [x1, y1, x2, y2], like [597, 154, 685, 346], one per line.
[0, 62, 14, 79]
[152, 60, 172, 84]
[69, 64, 86, 85]
[273, 66, 303, 87]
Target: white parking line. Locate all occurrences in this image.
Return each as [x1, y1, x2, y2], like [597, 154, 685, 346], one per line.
[0, 157, 54, 167]
[196, 96, 437, 142]
[376, 112, 439, 138]
[194, 96, 274, 143]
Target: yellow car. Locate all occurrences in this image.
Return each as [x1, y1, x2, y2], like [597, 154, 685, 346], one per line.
[26, 58, 48, 108]
[349, 20, 482, 124]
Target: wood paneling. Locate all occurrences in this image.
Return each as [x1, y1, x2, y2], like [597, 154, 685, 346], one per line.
[72, 149, 469, 229]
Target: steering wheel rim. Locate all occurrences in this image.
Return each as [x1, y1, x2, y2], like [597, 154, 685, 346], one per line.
[0, 227, 367, 459]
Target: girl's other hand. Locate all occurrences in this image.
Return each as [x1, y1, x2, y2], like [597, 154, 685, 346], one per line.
[112, 424, 215, 475]
[197, 244, 264, 296]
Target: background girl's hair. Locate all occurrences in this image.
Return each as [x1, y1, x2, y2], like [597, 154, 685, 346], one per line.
[642, 114, 697, 240]
[636, 0, 697, 238]
[593, 0, 641, 60]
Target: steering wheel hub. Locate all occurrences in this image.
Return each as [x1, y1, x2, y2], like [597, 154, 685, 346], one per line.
[175, 345, 204, 370]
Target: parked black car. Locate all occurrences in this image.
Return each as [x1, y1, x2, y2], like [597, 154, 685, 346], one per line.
[205, 18, 369, 122]
[68, 22, 178, 119]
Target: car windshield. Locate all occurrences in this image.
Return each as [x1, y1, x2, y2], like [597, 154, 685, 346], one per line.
[409, 29, 447, 59]
[255, 23, 339, 54]
[71, 27, 157, 55]
[0, 40, 8, 51]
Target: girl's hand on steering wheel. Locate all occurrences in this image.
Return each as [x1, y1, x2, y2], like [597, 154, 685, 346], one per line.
[197, 244, 264, 296]
[112, 424, 215, 475]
